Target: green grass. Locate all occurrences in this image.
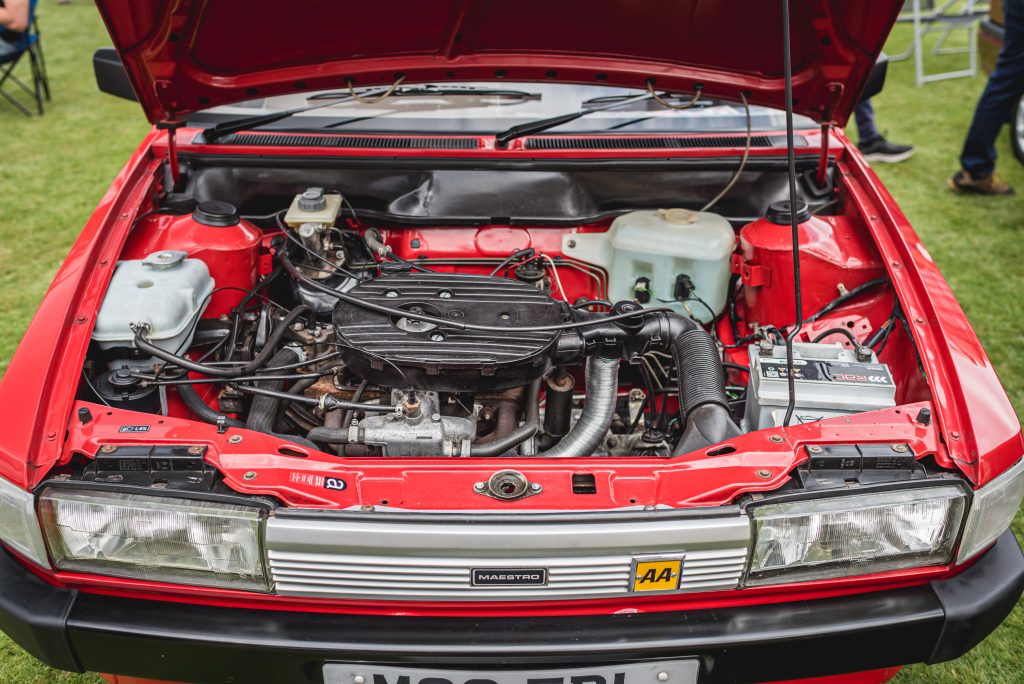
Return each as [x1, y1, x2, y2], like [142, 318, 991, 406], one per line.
[0, 4, 1021, 682]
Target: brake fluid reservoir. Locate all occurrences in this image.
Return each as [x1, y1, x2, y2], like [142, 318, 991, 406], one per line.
[563, 208, 735, 322]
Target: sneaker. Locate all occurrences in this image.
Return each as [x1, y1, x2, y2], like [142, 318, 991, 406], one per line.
[948, 170, 1015, 196]
[858, 137, 915, 163]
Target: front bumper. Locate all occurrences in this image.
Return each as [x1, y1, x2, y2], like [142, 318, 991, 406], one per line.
[1, 530, 1022, 684]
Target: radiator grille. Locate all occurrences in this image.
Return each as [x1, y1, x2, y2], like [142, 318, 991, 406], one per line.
[266, 512, 750, 601]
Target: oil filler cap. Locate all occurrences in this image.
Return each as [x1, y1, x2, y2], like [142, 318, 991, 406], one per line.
[765, 200, 811, 225]
[192, 201, 240, 227]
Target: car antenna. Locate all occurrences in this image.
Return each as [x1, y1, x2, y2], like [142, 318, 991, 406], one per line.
[781, 0, 803, 428]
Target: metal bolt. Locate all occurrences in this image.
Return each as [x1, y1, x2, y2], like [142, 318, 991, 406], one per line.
[384, 289, 399, 298]
[188, 445, 204, 455]
[76, 315, 88, 324]
[657, 673, 670, 683]
[100, 445, 118, 453]
[437, 289, 453, 299]
[915, 316, 925, 324]
[228, 434, 243, 444]
[430, 333, 445, 342]
[950, 431, 961, 441]
[431, 413, 442, 422]
[499, 312, 511, 320]
[807, 445, 823, 454]
[768, 434, 784, 444]
[529, 482, 542, 493]
[46, 431, 57, 441]
[567, 239, 577, 248]
[756, 470, 773, 479]
[474, 482, 486, 492]
[891, 443, 908, 453]
[243, 471, 257, 481]
[354, 676, 366, 684]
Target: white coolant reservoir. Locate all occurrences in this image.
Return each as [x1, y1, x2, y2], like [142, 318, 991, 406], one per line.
[563, 208, 735, 322]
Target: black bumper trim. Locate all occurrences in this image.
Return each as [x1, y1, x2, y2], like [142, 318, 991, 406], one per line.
[0, 531, 1021, 684]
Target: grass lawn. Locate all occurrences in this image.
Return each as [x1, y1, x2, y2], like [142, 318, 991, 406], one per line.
[0, 3, 1021, 683]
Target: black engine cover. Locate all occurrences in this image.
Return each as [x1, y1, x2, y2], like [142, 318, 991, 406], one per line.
[333, 273, 568, 391]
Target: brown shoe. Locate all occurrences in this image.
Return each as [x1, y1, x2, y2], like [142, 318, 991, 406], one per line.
[948, 170, 1015, 195]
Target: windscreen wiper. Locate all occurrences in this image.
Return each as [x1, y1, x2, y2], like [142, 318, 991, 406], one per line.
[196, 93, 362, 143]
[493, 92, 654, 147]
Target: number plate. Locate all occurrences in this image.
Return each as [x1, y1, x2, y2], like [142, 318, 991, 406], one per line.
[323, 660, 700, 684]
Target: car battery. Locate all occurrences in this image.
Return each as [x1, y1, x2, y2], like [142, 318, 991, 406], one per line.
[744, 342, 897, 430]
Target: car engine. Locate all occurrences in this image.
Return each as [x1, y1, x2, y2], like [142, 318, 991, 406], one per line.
[80, 184, 900, 460]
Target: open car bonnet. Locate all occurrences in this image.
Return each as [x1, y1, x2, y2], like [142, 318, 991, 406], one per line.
[95, 0, 901, 126]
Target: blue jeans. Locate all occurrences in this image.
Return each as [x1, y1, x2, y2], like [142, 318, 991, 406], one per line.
[854, 99, 881, 145]
[960, 0, 1024, 177]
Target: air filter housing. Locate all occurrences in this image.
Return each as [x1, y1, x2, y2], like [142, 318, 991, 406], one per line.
[333, 273, 568, 392]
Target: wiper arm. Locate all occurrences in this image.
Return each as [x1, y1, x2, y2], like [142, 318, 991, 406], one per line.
[197, 94, 358, 143]
[494, 92, 654, 147]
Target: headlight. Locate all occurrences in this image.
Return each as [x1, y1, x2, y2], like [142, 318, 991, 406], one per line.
[957, 458, 1024, 564]
[746, 485, 967, 586]
[0, 476, 48, 566]
[38, 487, 269, 591]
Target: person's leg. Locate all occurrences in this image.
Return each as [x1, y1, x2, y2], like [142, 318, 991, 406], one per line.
[855, 98, 915, 163]
[958, 0, 1024, 179]
[854, 99, 881, 145]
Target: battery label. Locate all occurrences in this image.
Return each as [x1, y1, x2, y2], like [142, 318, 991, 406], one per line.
[759, 358, 895, 387]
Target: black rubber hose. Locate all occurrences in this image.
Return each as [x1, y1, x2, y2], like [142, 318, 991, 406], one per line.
[247, 347, 301, 433]
[669, 326, 741, 457]
[470, 378, 542, 456]
[177, 383, 245, 429]
[176, 374, 319, 449]
[133, 304, 312, 378]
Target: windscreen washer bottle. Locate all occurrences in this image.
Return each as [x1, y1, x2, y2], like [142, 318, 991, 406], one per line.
[562, 208, 735, 323]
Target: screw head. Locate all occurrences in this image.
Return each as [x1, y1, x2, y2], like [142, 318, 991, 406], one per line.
[768, 434, 785, 444]
[756, 470, 773, 479]
[430, 332, 445, 342]
[657, 673, 670, 683]
[384, 289, 400, 298]
[243, 471, 257, 481]
[891, 443, 908, 453]
[354, 676, 366, 684]
[437, 289, 453, 299]
[100, 445, 117, 453]
[567, 239, 577, 248]
[188, 445, 204, 455]
[529, 482, 542, 493]
[228, 434, 243, 444]
[473, 482, 486, 492]
[950, 431, 961, 441]
[807, 445, 823, 454]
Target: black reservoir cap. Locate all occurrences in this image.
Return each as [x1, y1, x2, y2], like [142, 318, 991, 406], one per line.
[765, 200, 811, 225]
[192, 200, 240, 227]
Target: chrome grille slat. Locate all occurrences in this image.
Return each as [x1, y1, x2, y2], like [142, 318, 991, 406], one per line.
[267, 511, 749, 601]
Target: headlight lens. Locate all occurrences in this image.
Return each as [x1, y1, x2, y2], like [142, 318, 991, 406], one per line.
[38, 488, 269, 591]
[0, 476, 48, 566]
[746, 486, 967, 586]
[957, 458, 1024, 564]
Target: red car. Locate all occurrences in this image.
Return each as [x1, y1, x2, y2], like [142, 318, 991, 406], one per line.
[0, 2, 1021, 683]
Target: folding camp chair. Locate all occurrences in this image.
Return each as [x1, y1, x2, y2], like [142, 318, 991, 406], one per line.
[891, 0, 988, 86]
[0, 0, 51, 116]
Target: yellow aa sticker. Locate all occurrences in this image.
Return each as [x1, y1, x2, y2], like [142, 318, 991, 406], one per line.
[632, 558, 683, 592]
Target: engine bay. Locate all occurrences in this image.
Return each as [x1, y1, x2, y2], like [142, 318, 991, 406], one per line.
[76, 163, 925, 472]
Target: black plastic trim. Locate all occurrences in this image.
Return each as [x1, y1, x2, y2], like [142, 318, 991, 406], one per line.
[217, 133, 480, 150]
[523, 134, 804, 150]
[0, 531, 1019, 683]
